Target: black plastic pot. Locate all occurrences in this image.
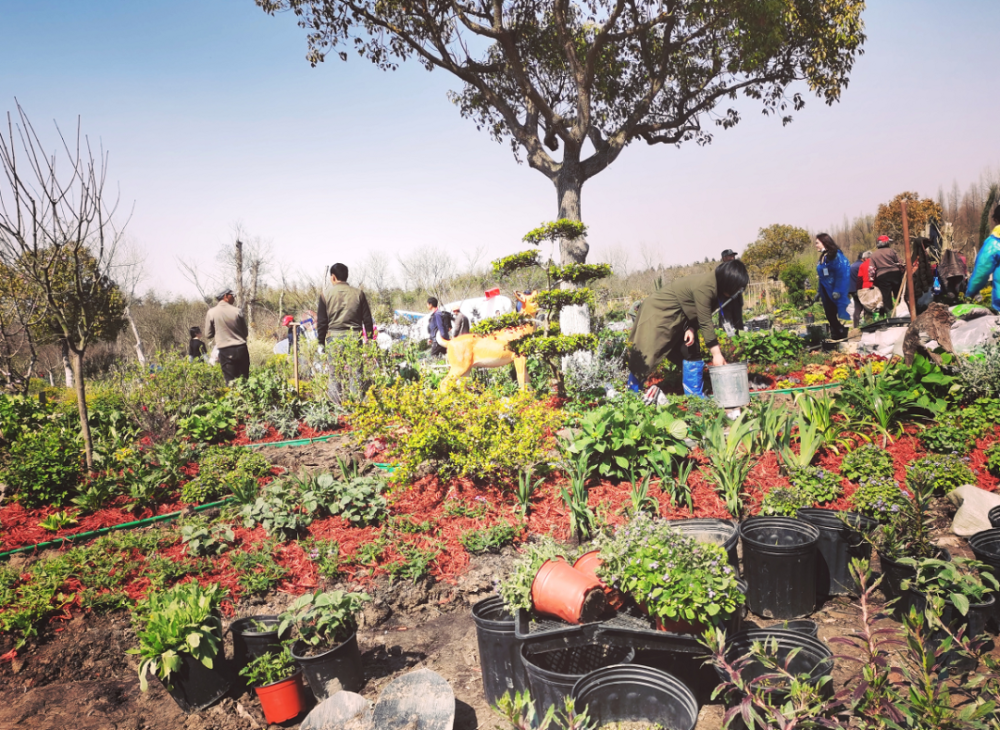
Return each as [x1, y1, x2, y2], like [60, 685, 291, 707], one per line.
[739, 517, 820, 619]
[159, 649, 232, 713]
[291, 632, 364, 701]
[571, 665, 697, 730]
[668, 518, 740, 576]
[472, 596, 528, 706]
[797, 509, 876, 597]
[521, 641, 634, 718]
[878, 548, 950, 614]
[776, 619, 819, 638]
[231, 615, 283, 678]
[989, 508, 1000, 530]
[716, 628, 833, 729]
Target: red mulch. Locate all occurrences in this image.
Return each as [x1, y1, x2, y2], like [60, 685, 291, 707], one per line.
[229, 420, 343, 447]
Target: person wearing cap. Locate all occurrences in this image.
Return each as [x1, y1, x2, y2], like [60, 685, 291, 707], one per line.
[450, 305, 470, 338]
[721, 249, 737, 262]
[316, 263, 375, 346]
[204, 288, 250, 383]
[869, 235, 904, 316]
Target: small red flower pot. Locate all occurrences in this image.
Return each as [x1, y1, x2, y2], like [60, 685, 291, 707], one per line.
[254, 671, 305, 725]
[572, 551, 623, 610]
[531, 558, 606, 624]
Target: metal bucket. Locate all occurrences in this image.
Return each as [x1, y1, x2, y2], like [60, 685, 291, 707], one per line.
[708, 362, 750, 408]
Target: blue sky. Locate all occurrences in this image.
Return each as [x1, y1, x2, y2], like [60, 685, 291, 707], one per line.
[2, 0, 998, 296]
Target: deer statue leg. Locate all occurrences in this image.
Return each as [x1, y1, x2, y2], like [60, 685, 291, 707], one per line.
[514, 356, 528, 391]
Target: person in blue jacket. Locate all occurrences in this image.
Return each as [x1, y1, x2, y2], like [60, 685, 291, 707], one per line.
[966, 205, 1000, 312]
[814, 233, 851, 341]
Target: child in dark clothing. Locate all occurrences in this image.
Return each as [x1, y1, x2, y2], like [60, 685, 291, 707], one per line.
[188, 326, 207, 362]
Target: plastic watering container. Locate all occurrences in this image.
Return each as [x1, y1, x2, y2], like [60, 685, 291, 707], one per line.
[708, 362, 750, 408]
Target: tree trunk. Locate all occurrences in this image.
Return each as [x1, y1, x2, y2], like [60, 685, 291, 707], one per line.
[61, 339, 74, 388]
[72, 349, 94, 469]
[125, 306, 146, 365]
[556, 165, 589, 266]
[234, 239, 245, 310]
[249, 259, 261, 329]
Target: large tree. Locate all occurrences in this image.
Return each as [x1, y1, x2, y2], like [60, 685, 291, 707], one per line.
[741, 223, 811, 280]
[874, 191, 943, 243]
[258, 0, 866, 264]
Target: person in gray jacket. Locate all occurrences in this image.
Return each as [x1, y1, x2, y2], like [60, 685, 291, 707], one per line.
[450, 305, 470, 338]
[204, 288, 250, 383]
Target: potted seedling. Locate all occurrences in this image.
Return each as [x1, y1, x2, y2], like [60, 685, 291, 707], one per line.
[597, 514, 743, 634]
[239, 645, 305, 724]
[899, 556, 998, 634]
[278, 590, 370, 701]
[498, 537, 605, 624]
[130, 581, 231, 713]
[230, 615, 286, 681]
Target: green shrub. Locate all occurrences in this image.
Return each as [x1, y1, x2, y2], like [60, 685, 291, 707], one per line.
[958, 334, 1000, 401]
[953, 397, 1000, 438]
[350, 381, 563, 484]
[316, 474, 388, 526]
[986, 444, 1000, 478]
[849, 475, 910, 521]
[0, 393, 66, 447]
[760, 486, 813, 517]
[918, 424, 972, 455]
[907, 454, 976, 494]
[787, 466, 842, 504]
[229, 543, 289, 595]
[839, 444, 895, 483]
[224, 364, 299, 421]
[176, 402, 238, 443]
[459, 523, 521, 554]
[0, 423, 83, 507]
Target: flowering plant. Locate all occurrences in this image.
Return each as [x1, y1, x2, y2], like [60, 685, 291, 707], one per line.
[848, 475, 910, 521]
[595, 514, 743, 625]
[787, 466, 842, 504]
[839, 444, 895, 484]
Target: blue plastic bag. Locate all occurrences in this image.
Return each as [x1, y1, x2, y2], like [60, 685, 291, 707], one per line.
[627, 372, 643, 393]
[682, 360, 704, 397]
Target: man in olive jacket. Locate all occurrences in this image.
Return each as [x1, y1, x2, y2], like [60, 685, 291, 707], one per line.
[204, 288, 250, 384]
[316, 263, 375, 346]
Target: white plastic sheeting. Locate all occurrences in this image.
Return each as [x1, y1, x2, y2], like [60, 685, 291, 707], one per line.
[857, 315, 1000, 358]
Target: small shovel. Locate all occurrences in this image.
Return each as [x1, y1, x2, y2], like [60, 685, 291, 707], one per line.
[301, 668, 454, 730]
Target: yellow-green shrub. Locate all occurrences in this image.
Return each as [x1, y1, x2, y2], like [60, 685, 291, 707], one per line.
[350, 381, 563, 484]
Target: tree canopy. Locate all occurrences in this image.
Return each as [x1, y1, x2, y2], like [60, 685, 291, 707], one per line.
[741, 224, 812, 280]
[257, 0, 866, 263]
[874, 192, 943, 243]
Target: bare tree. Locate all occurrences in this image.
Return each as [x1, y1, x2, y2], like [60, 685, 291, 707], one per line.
[215, 223, 272, 327]
[0, 103, 129, 467]
[397, 246, 455, 297]
[638, 242, 660, 272]
[597, 243, 630, 276]
[356, 251, 395, 294]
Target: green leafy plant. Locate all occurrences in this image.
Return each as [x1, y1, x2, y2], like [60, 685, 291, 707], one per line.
[567, 398, 689, 482]
[243, 419, 270, 442]
[386, 542, 441, 583]
[560, 447, 596, 541]
[38, 509, 78, 532]
[952, 397, 1000, 438]
[315, 473, 388, 526]
[919, 424, 972, 455]
[839, 443, 895, 483]
[899, 557, 998, 617]
[498, 537, 572, 613]
[730, 329, 805, 363]
[597, 514, 742, 626]
[626, 470, 659, 518]
[176, 402, 238, 443]
[515, 466, 545, 516]
[493, 691, 595, 730]
[240, 478, 317, 540]
[985, 443, 1000, 478]
[748, 397, 792, 455]
[778, 416, 826, 470]
[180, 520, 234, 557]
[849, 474, 910, 521]
[702, 413, 756, 518]
[838, 363, 919, 444]
[759, 487, 813, 517]
[0, 422, 82, 507]
[787, 466, 841, 504]
[303, 401, 338, 432]
[277, 590, 370, 650]
[239, 645, 297, 687]
[863, 472, 935, 562]
[229, 542, 290, 595]
[648, 453, 694, 513]
[907, 453, 976, 495]
[299, 537, 341, 580]
[267, 406, 300, 439]
[129, 581, 227, 691]
[182, 445, 271, 504]
[460, 523, 521, 554]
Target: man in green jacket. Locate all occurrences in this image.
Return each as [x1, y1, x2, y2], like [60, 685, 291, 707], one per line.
[627, 260, 748, 403]
[316, 263, 375, 347]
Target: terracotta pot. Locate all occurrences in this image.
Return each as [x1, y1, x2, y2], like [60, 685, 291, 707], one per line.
[254, 671, 305, 725]
[572, 551, 623, 610]
[531, 559, 606, 624]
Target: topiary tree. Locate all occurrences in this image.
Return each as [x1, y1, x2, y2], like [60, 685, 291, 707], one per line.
[741, 224, 812, 281]
[475, 220, 610, 396]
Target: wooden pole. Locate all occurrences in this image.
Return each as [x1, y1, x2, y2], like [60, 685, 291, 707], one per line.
[901, 201, 918, 318]
[292, 324, 300, 395]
